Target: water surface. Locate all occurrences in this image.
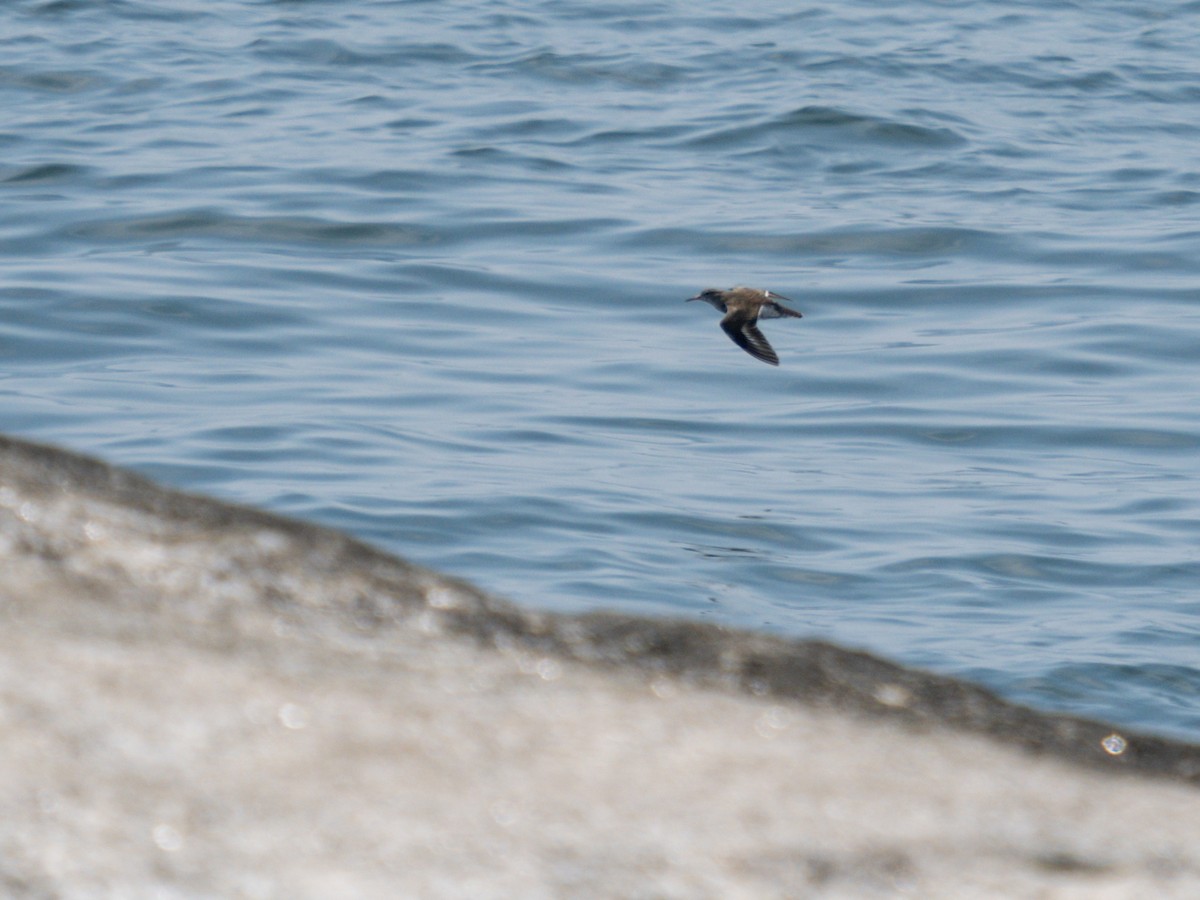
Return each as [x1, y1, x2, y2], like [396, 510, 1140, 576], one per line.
[4, 0, 1200, 739]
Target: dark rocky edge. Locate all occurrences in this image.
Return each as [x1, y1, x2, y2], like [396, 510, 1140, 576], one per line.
[2, 432, 1197, 784]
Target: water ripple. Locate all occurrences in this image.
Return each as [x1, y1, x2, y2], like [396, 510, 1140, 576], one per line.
[4, 0, 1200, 741]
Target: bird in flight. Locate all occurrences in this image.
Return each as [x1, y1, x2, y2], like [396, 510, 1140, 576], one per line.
[686, 286, 803, 366]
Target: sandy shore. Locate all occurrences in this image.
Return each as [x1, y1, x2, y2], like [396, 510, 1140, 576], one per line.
[1, 434, 1198, 898]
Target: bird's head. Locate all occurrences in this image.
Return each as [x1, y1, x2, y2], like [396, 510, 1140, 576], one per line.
[685, 288, 725, 307]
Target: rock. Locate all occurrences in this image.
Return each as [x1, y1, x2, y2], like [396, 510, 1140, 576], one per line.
[1, 434, 1198, 897]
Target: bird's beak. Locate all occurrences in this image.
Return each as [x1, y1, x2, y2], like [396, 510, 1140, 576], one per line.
[685, 294, 701, 302]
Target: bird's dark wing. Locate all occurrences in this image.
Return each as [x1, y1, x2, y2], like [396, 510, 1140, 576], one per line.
[721, 312, 779, 366]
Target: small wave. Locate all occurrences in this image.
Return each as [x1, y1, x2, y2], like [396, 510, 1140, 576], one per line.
[61, 210, 440, 248]
[2, 162, 90, 184]
[470, 49, 688, 89]
[251, 38, 476, 68]
[687, 105, 966, 151]
[615, 225, 1014, 261]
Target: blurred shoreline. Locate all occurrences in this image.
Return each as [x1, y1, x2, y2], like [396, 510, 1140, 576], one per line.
[2, 433, 1198, 896]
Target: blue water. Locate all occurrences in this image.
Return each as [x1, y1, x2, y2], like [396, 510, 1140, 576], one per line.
[4, 0, 1200, 739]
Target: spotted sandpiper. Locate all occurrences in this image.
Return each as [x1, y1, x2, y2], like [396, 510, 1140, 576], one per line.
[686, 286, 803, 366]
